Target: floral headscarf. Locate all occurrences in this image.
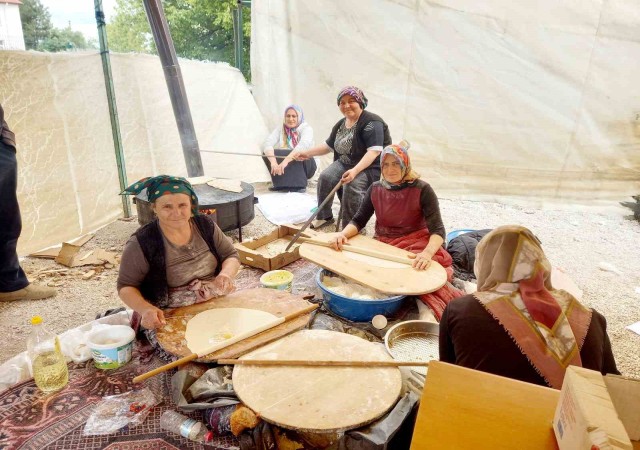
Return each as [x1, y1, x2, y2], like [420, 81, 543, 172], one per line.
[473, 225, 592, 389]
[282, 104, 304, 149]
[379, 141, 420, 190]
[121, 175, 199, 216]
[336, 86, 368, 109]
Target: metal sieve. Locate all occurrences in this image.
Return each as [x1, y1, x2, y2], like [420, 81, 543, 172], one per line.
[384, 320, 439, 375]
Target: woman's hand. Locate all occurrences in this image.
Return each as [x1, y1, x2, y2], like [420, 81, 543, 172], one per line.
[214, 273, 236, 295]
[341, 168, 359, 184]
[290, 150, 310, 161]
[269, 160, 280, 176]
[274, 159, 290, 176]
[328, 232, 349, 250]
[409, 250, 433, 271]
[140, 307, 166, 330]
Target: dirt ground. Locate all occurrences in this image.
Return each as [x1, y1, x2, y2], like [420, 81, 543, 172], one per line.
[2, 182, 639, 379]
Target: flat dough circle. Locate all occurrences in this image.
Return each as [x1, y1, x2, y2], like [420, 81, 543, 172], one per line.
[185, 308, 278, 354]
[345, 251, 408, 269]
[233, 329, 402, 432]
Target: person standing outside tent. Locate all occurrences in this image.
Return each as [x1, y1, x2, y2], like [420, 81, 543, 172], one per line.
[291, 86, 392, 229]
[0, 103, 56, 301]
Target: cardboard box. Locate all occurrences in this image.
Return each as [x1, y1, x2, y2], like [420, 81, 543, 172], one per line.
[234, 225, 315, 271]
[553, 366, 633, 450]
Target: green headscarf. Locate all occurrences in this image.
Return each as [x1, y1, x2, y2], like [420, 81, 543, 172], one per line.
[121, 175, 199, 216]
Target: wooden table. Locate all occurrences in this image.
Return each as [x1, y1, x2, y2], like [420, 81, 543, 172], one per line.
[411, 362, 640, 449]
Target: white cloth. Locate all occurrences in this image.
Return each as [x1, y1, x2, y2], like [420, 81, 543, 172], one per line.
[256, 192, 317, 225]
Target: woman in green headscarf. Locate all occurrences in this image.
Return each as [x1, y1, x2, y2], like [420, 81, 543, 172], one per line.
[117, 175, 240, 338]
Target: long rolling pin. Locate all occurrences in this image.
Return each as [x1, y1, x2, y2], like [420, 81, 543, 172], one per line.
[200, 150, 288, 159]
[285, 179, 344, 251]
[132, 303, 319, 383]
[217, 359, 429, 367]
[296, 237, 414, 266]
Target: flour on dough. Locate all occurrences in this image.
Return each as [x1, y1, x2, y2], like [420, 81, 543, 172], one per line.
[207, 178, 243, 193]
[185, 308, 278, 354]
[344, 251, 407, 269]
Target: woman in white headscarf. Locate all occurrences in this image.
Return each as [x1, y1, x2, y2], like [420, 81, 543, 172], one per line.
[262, 104, 316, 192]
[439, 225, 619, 388]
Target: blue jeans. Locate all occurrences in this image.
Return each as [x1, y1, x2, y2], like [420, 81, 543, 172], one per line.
[316, 160, 380, 229]
[0, 140, 28, 292]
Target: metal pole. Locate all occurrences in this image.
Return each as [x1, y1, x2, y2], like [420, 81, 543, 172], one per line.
[94, 0, 131, 217]
[142, 0, 204, 177]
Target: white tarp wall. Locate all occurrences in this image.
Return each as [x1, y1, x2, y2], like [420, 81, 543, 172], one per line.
[251, 0, 640, 205]
[0, 51, 269, 255]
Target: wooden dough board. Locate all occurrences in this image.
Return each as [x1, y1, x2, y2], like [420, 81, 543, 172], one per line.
[233, 329, 402, 433]
[299, 234, 447, 295]
[155, 288, 314, 362]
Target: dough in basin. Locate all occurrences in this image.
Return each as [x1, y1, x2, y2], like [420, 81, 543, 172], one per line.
[185, 308, 279, 354]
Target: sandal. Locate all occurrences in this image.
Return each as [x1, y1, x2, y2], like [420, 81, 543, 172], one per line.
[310, 218, 335, 229]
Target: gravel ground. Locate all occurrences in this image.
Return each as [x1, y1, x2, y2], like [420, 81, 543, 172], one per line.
[2, 182, 639, 378]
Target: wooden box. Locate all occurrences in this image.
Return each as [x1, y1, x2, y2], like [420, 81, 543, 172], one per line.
[234, 225, 315, 271]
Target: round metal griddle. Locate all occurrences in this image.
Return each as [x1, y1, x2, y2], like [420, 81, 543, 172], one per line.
[384, 320, 439, 375]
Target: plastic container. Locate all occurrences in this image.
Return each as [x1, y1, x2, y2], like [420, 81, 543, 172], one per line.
[27, 316, 69, 393]
[87, 325, 135, 370]
[316, 269, 406, 322]
[260, 270, 294, 292]
[160, 410, 213, 443]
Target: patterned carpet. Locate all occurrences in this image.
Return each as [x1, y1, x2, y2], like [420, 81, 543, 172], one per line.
[0, 259, 321, 450]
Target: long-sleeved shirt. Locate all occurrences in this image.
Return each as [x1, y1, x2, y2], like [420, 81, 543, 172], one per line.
[262, 122, 314, 152]
[350, 179, 446, 240]
[0, 104, 16, 148]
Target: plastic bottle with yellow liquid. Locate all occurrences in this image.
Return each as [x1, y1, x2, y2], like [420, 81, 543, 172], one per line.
[27, 316, 69, 393]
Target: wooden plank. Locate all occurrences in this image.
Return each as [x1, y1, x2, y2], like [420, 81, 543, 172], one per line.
[155, 288, 314, 362]
[412, 361, 560, 450]
[233, 329, 402, 433]
[299, 234, 447, 295]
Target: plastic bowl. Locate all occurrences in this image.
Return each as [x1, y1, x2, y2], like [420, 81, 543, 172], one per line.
[260, 270, 294, 292]
[87, 325, 135, 370]
[316, 269, 406, 322]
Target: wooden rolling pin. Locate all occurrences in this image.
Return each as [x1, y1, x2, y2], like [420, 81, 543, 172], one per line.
[297, 237, 414, 266]
[217, 359, 429, 367]
[132, 303, 319, 383]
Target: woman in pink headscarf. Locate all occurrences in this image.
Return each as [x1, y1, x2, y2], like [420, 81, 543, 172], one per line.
[330, 142, 464, 321]
[439, 225, 619, 388]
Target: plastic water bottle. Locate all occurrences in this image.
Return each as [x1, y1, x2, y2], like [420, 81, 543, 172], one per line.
[160, 410, 213, 443]
[27, 316, 69, 393]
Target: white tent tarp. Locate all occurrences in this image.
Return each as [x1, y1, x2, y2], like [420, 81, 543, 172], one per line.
[0, 52, 270, 255]
[251, 0, 640, 205]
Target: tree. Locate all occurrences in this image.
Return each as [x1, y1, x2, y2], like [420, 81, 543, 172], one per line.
[19, 0, 53, 50]
[19, 0, 97, 52]
[106, 0, 251, 78]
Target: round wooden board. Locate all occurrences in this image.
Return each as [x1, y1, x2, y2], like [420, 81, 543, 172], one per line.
[233, 329, 403, 432]
[299, 234, 447, 295]
[155, 288, 314, 362]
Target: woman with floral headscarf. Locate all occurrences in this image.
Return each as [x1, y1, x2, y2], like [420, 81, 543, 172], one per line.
[439, 225, 619, 388]
[262, 104, 316, 191]
[291, 86, 392, 229]
[117, 176, 240, 352]
[330, 142, 463, 320]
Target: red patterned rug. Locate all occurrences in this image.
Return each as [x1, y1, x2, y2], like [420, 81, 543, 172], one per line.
[0, 259, 321, 450]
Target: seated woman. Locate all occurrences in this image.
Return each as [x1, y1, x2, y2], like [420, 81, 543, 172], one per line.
[262, 104, 316, 192]
[291, 86, 391, 229]
[330, 142, 463, 320]
[439, 225, 619, 388]
[118, 175, 240, 356]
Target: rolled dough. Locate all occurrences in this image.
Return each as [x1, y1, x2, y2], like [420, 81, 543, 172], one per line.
[185, 308, 279, 354]
[345, 251, 408, 269]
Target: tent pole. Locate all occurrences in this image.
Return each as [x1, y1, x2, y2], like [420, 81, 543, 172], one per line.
[94, 0, 131, 217]
[142, 0, 204, 177]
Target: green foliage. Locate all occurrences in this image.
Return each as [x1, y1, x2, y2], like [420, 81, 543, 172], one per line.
[19, 0, 53, 49]
[106, 0, 251, 78]
[19, 0, 96, 51]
